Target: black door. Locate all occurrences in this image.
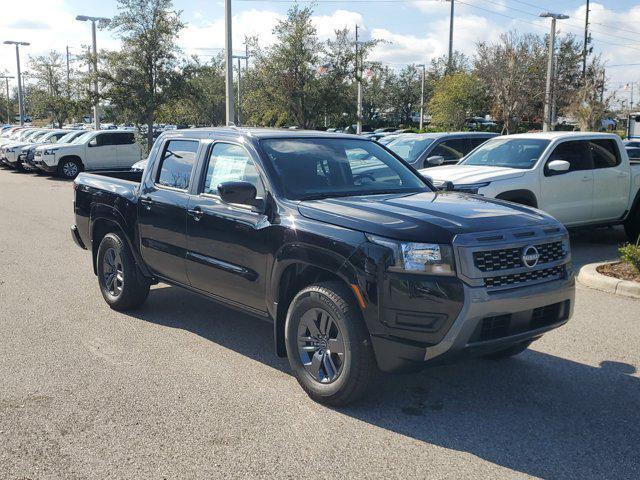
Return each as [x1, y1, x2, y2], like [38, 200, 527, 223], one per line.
[138, 139, 200, 285]
[186, 142, 270, 313]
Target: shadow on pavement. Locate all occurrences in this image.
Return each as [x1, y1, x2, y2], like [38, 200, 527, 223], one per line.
[128, 285, 639, 479]
[569, 226, 628, 269]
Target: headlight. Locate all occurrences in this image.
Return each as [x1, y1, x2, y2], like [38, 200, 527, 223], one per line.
[367, 234, 455, 275]
[454, 182, 490, 194]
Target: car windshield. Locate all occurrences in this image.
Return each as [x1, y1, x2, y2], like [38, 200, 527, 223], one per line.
[387, 136, 435, 163]
[72, 131, 95, 144]
[57, 131, 82, 144]
[260, 137, 431, 200]
[30, 131, 48, 141]
[460, 138, 550, 169]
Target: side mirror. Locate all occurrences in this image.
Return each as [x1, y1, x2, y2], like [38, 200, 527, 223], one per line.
[218, 181, 262, 208]
[547, 159, 570, 174]
[426, 155, 445, 166]
[88, 138, 98, 147]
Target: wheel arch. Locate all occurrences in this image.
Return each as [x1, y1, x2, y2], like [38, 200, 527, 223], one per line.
[495, 189, 538, 208]
[90, 207, 151, 278]
[270, 253, 362, 358]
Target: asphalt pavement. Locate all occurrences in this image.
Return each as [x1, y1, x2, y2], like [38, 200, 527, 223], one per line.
[0, 167, 638, 479]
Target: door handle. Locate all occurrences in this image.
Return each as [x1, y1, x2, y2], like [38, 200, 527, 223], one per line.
[140, 197, 153, 210]
[188, 206, 204, 221]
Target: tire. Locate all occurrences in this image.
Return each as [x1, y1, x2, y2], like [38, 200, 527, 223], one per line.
[285, 281, 376, 406]
[58, 157, 82, 179]
[483, 340, 532, 360]
[96, 232, 150, 311]
[624, 207, 640, 243]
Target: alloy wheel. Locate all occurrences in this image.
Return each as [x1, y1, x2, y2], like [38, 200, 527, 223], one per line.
[297, 307, 346, 383]
[102, 247, 124, 296]
[63, 161, 78, 178]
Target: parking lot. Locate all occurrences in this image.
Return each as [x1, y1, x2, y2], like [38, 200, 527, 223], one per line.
[0, 167, 638, 479]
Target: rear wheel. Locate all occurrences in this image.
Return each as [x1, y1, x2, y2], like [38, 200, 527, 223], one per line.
[97, 232, 150, 311]
[58, 158, 82, 179]
[483, 340, 532, 360]
[285, 281, 376, 406]
[624, 206, 640, 243]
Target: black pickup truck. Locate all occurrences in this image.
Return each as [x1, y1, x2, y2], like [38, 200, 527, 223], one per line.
[72, 128, 575, 405]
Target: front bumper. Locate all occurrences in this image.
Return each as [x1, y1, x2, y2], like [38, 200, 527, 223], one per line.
[370, 273, 575, 372]
[33, 155, 58, 173]
[71, 225, 87, 250]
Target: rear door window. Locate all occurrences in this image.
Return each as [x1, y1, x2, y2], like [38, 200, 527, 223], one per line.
[589, 139, 620, 168]
[113, 132, 135, 145]
[156, 140, 199, 190]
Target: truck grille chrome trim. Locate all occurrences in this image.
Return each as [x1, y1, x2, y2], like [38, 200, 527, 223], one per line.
[484, 265, 565, 289]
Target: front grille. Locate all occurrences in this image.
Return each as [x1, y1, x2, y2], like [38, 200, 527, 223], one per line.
[473, 241, 565, 272]
[484, 265, 565, 289]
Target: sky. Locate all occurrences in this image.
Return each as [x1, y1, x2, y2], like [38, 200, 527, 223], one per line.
[1, 0, 640, 109]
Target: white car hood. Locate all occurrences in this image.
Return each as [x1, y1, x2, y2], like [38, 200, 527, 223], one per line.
[419, 164, 527, 185]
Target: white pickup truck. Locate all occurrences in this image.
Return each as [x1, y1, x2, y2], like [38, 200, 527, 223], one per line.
[420, 132, 640, 241]
[34, 130, 141, 179]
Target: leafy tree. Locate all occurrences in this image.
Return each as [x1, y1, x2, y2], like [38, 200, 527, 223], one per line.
[565, 57, 608, 131]
[429, 72, 484, 129]
[101, 0, 185, 148]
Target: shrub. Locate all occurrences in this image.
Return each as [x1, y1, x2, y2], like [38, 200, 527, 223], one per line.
[619, 240, 640, 273]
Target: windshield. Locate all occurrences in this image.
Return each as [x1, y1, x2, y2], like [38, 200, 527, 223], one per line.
[30, 131, 48, 141]
[387, 136, 435, 164]
[461, 138, 550, 169]
[72, 131, 95, 144]
[57, 131, 82, 144]
[260, 138, 431, 200]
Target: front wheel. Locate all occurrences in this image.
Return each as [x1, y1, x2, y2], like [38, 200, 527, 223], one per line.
[97, 232, 150, 311]
[285, 281, 376, 406]
[58, 158, 82, 179]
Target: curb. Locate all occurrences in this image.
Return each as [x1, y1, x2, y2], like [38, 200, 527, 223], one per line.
[577, 262, 640, 300]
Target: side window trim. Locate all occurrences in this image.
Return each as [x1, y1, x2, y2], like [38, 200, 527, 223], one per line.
[154, 138, 200, 192]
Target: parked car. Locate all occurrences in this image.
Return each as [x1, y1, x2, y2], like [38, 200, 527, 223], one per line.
[1, 129, 50, 169]
[22, 130, 86, 171]
[130, 158, 148, 172]
[623, 140, 640, 148]
[465, 117, 497, 130]
[33, 130, 141, 179]
[420, 132, 640, 241]
[387, 132, 499, 169]
[626, 147, 640, 162]
[72, 128, 575, 405]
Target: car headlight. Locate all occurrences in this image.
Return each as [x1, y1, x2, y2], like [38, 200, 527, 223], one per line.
[453, 182, 490, 194]
[366, 234, 455, 275]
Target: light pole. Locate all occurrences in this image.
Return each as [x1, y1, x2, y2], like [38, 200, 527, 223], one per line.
[447, 0, 454, 73]
[3, 41, 29, 125]
[76, 15, 110, 130]
[417, 64, 426, 130]
[224, 0, 235, 126]
[233, 52, 249, 126]
[540, 12, 569, 132]
[0, 75, 14, 123]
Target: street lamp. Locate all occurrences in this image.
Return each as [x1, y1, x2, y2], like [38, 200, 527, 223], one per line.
[0, 75, 14, 124]
[3, 41, 29, 125]
[76, 15, 110, 130]
[540, 12, 569, 132]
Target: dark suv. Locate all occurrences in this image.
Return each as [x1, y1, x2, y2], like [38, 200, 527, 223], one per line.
[387, 132, 499, 169]
[72, 128, 574, 405]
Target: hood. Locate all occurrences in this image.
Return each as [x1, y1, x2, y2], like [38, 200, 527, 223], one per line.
[297, 191, 555, 243]
[419, 164, 526, 185]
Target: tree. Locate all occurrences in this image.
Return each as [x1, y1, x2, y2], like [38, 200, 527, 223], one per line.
[474, 32, 546, 133]
[429, 72, 484, 130]
[27, 51, 77, 127]
[565, 57, 608, 131]
[101, 0, 185, 149]
[387, 65, 422, 125]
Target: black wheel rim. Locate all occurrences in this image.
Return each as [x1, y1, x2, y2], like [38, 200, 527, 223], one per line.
[102, 247, 124, 296]
[297, 307, 345, 383]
